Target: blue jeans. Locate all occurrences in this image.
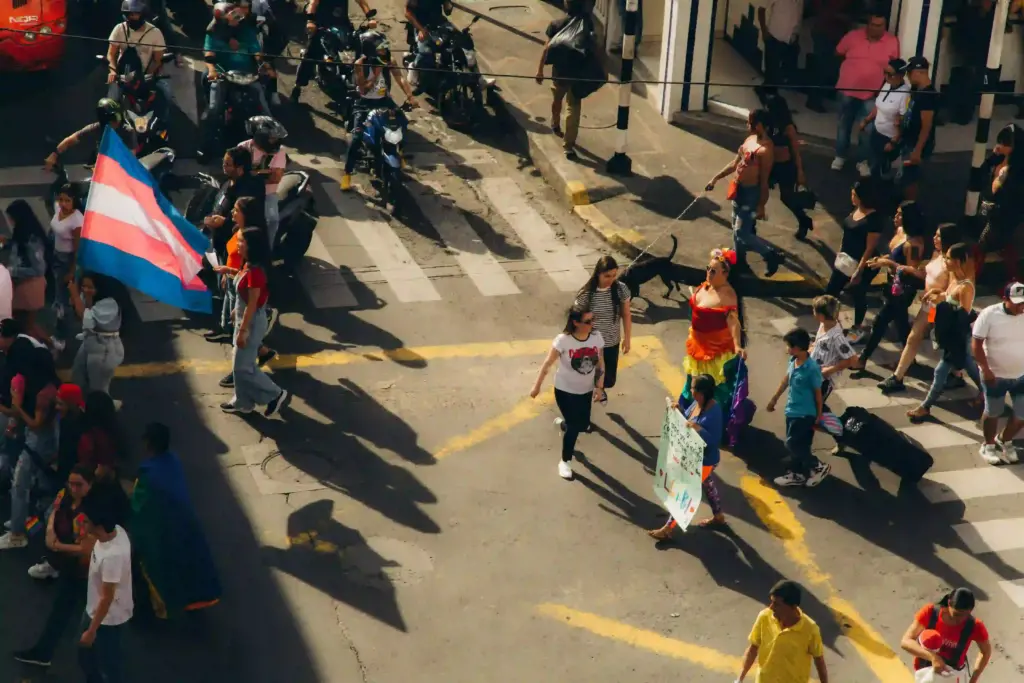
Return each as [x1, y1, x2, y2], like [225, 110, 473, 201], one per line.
[78, 612, 124, 683]
[232, 302, 282, 410]
[922, 351, 982, 409]
[220, 276, 237, 332]
[836, 94, 874, 160]
[732, 183, 773, 259]
[108, 77, 173, 122]
[51, 250, 74, 342]
[981, 375, 1024, 419]
[72, 334, 125, 396]
[265, 193, 280, 248]
[784, 415, 820, 477]
[202, 76, 270, 151]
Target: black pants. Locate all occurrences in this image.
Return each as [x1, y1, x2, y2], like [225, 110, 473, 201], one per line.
[602, 345, 620, 389]
[31, 572, 87, 659]
[763, 36, 796, 87]
[294, 20, 353, 88]
[770, 160, 812, 233]
[555, 388, 593, 462]
[824, 267, 878, 328]
[859, 287, 915, 364]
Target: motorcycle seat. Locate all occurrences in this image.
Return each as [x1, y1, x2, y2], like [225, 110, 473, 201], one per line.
[276, 172, 306, 201]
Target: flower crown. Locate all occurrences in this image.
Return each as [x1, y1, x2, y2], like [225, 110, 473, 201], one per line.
[710, 248, 737, 266]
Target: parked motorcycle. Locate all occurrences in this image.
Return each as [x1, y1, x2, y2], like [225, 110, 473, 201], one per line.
[185, 169, 319, 268]
[302, 9, 378, 120]
[351, 105, 407, 215]
[404, 15, 484, 127]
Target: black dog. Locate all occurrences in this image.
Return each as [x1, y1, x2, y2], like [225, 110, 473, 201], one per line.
[619, 235, 683, 300]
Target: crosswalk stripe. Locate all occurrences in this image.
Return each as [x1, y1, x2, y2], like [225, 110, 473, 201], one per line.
[299, 226, 358, 309]
[321, 184, 441, 303]
[900, 420, 980, 449]
[479, 177, 587, 292]
[830, 386, 917, 409]
[413, 181, 520, 297]
[919, 466, 1024, 503]
[998, 579, 1024, 608]
[952, 517, 1024, 554]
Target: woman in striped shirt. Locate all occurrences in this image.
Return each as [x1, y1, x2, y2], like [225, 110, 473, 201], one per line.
[574, 256, 632, 406]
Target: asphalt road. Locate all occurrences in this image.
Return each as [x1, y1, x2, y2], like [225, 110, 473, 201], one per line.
[0, 2, 1022, 682]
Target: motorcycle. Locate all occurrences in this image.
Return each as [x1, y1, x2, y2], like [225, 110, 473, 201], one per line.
[301, 9, 378, 121]
[205, 66, 270, 154]
[185, 169, 319, 269]
[352, 105, 407, 216]
[97, 52, 177, 156]
[404, 15, 484, 127]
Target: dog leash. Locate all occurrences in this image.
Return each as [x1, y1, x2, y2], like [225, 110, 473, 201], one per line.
[622, 190, 708, 270]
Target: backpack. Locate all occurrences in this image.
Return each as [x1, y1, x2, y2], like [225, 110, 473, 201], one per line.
[116, 22, 157, 76]
[912, 605, 976, 671]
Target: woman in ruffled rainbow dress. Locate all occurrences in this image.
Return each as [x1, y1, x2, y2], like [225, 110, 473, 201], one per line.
[682, 248, 747, 410]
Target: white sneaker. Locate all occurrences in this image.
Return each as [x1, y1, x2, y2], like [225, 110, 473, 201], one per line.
[774, 471, 808, 487]
[979, 443, 1003, 465]
[995, 437, 1020, 464]
[805, 462, 832, 487]
[856, 160, 871, 177]
[51, 339, 66, 354]
[28, 560, 59, 580]
[0, 532, 28, 550]
[830, 157, 845, 171]
[558, 461, 573, 480]
[554, 417, 566, 432]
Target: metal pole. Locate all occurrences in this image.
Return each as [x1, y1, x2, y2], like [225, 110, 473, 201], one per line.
[606, 0, 638, 176]
[965, 0, 1010, 217]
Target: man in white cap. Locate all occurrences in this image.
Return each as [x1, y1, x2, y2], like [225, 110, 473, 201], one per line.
[971, 281, 1024, 465]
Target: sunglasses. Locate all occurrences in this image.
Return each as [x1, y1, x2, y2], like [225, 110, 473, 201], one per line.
[579, 318, 595, 325]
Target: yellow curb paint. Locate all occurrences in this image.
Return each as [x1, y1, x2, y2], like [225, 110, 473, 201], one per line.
[573, 205, 645, 247]
[566, 180, 590, 206]
[536, 604, 746, 675]
[740, 475, 913, 683]
[763, 270, 809, 283]
[648, 346, 686, 398]
[101, 338, 673, 380]
[432, 341, 655, 460]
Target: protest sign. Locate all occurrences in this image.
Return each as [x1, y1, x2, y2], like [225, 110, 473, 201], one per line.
[653, 401, 707, 531]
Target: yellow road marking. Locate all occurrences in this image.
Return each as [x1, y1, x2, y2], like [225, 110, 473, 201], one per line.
[536, 604, 745, 675]
[100, 338, 667, 380]
[433, 341, 654, 460]
[740, 476, 913, 682]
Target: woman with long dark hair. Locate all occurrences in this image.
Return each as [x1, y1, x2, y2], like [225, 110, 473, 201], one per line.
[574, 255, 631, 406]
[824, 178, 885, 344]
[530, 304, 605, 480]
[647, 373, 726, 540]
[3, 200, 54, 348]
[977, 123, 1024, 284]
[900, 587, 991, 679]
[49, 184, 85, 350]
[219, 223, 288, 416]
[850, 200, 927, 372]
[68, 272, 124, 396]
[762, 89, 813, 240]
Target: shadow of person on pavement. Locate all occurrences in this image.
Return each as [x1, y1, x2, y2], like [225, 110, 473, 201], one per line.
[574, 455, 664, 526]
[600, 413, 658, 472]
[261, 499, 409, 631]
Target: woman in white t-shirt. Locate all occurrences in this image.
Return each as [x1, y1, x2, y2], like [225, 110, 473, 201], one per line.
[859, 58, 911, 179]
[50, 184, 84, 348]
[530, 305, 606, 480]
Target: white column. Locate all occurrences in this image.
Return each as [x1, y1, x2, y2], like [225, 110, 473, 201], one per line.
[897, 0, 945, 65]
[657, 0, 716, 118]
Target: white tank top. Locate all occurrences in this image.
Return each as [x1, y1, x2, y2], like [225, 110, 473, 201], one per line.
[363, 68, 388, 100]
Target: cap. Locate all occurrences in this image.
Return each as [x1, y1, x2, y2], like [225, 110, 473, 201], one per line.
[1004, 281, 1024, 304]
[57, 383, 85, 409]
[918, 629, 943, 652]
[906, 56, 930, 72]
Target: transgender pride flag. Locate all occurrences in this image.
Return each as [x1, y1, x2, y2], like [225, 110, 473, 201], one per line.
[79, 127, 212, 313]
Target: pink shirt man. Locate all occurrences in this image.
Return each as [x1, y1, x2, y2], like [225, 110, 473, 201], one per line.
[836, 27, 899, 100]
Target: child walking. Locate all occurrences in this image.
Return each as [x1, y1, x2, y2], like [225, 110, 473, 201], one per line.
[809, 295, 859, 405]
[767, 328, 831, 487]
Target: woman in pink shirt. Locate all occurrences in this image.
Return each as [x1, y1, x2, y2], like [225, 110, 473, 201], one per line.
[831, 10, 899, 174]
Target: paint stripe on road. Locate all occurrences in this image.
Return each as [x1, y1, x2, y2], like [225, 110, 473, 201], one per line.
[298, 226, 359, 309]
[920, 466, 1024, 503]
[0, 160, 204, 188]
[479, 177, 588, 292]
[535, 604, 744, 675]
[322, 183, 441, 303]
[952, 517, 1024, 554]
[998, 579, 1024, 608]
[413, 180, 520, 297]
[899, 420, 981, 449]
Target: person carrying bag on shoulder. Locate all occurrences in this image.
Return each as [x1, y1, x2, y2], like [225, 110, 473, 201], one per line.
[900, 587, 992, 683]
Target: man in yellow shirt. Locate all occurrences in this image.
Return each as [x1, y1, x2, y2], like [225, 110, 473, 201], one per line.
[737, 580, 830, 683]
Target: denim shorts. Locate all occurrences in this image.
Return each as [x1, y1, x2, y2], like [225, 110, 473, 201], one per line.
[982, 375, 1024, 419]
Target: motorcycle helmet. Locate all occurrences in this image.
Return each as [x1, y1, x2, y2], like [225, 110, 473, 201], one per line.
[121, 0, 148, 29]
[360, 29, 390, 64]
[246, 116, 288, 152]
[96, 98, 124, 128]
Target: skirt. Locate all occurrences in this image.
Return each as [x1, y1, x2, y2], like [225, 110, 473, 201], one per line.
[12, 276, 46, 312]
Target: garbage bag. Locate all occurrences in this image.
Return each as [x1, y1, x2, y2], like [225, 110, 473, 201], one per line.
[546, 15, 589, 72]
[571, 53, 607, 99]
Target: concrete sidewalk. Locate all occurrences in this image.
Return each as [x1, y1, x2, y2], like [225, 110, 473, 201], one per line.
[463, 0, 976, 295]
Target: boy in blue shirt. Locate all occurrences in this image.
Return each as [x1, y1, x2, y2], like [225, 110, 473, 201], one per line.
[766, 327, 831, 487]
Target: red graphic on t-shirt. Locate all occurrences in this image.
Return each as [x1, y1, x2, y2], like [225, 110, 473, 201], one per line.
[568, 346, 599, 375]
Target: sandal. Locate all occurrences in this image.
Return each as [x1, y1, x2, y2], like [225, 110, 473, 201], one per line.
[646, 526, 673, 541]
[695, 516, 727, 528]
[906, 406, 930, 423]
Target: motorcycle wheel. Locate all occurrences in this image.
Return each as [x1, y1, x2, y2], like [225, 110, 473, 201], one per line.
[281, 211, 317, 270]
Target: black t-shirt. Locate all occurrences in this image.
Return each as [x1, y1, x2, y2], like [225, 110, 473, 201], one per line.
[216, 173, 266, 218]
[408, 0, 444, 28]
[902, 86, 939, 158]
[314, 0, 351, 24]
[840, 210, 885, 261]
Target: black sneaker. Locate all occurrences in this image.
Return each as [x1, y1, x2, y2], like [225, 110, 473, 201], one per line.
[565, 150, 579, 161]
[265, 308, 279, 335]
[205, 329, 231, 343]
[877, 375, 905, 394]
[13, 649, 51, 667]
[764, 250, 784, 277]
[265, 390, 289, 417]
[220, 401, 251, 414]
[289, 85, 302, 104]
[219, 373, 234, 388]
[258, 348, 278, 368]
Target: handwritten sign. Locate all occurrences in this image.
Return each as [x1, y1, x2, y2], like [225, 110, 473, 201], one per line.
[653, 400, 706, 531]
